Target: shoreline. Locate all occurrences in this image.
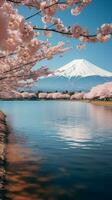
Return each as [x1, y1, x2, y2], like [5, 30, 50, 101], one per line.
[0, 98, 112, 107]
[0, 111, 8, 200]
[90, 100, 112, 106]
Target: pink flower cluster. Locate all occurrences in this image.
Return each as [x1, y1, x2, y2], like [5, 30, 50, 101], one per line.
[0, 90, 36, 99]
[71, 0, 92, 16]
[84, 82, 112, 99]
[97, 24, 112, 42]
[38, 92, 70, 99]
[70, 92, 84, 100]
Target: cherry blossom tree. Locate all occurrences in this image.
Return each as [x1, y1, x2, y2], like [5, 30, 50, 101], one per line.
[0, 0, 112, 96]
[84, 82, 112, 100]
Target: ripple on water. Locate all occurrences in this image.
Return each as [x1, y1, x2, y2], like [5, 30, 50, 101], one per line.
[0, 100, 111, 200]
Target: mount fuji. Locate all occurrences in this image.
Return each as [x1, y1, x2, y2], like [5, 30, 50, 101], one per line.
[54, 59, 112, 78]
[32, 59, 112, 92]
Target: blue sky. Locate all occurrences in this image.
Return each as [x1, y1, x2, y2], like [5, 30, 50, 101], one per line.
[19, 0, 112, 71]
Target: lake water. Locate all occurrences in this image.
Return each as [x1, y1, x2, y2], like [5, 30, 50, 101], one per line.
[0, 100, 112, 200]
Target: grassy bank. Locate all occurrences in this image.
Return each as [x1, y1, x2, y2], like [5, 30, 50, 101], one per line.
[90, 100, 112, 107]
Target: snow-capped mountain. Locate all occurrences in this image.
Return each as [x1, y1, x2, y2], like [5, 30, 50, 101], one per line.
[54, 59, 112, 78]
[31, 59, 112, 92]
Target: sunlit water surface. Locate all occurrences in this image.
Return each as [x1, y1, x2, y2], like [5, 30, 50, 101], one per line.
[0, 100, 112, 200]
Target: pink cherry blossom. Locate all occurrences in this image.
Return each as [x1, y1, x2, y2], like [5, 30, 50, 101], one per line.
[0, 0, 4, 7]
[58, 4, 68, 11]
[70, 92, 84, 100]
[71, 7, 82, 16]
[98, 24, 112, 35]
[71, 25, 83, 38]
[97, 33, 111, 42]
[42, 15, 52, 24]
[38, 92, 47, 99]
[84, 82, 112, 100]
[0, 10, 9, 43]
[19, 20, 35, 43]
[0, 0, 111, 96]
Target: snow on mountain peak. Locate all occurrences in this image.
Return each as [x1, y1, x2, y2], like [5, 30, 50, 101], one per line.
[54, 59, 112, 78]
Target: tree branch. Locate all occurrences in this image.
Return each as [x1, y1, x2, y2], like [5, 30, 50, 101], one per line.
[33, 26, 97, 38]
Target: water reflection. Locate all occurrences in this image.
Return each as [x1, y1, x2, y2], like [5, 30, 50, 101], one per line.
[89, 104, 112, 129]
[6, 132, 44, 200]
[6, 132, 73, 200]
[57, 104, 112, 148]
[57, 125, 91, 147]
[0, 101, 111, 200]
